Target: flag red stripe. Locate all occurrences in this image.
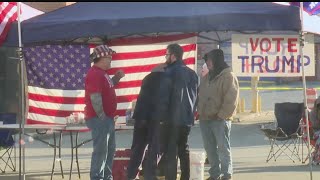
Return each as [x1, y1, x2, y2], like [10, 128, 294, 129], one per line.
[108, 57, 195, 75]
[89, 33, 197, 48]
[115, 109, 126, 116]
[310, 6, 320, 14]
[28, 92, 85, 104]
[29, 106, 79, 117]
[0, 3, 17, 19]
[117, 94, 139, 103]
[108, 33, 197, 46]
[115, 80, 142, 89]
[28, 92, 139, 104]
[112, 44, 196, 60]
[28, 106, 114, 131]
[0, 13, 17, 44]
[0, 3, 18, 45]
[27, 119, 64, 125]
[28, 106, 126, 119]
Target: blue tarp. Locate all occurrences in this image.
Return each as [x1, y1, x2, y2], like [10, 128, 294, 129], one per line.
[3, 2, 301, 46]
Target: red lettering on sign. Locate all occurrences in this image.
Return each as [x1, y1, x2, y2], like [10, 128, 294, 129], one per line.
[260, 38, 271, 52]
[288, 38, 297, 52]
[272, 38, 284, 52]
[249, 38, 259, 52]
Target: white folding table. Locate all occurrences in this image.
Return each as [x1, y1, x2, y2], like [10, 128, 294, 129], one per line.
[0, 123, 133, 180]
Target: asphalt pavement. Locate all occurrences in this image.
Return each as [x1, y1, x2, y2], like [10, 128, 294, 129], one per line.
[0, 110, 319, 180]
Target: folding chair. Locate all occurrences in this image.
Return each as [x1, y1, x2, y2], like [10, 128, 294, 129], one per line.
[261, 102, 303, 163]
[0, 113, 17, 173]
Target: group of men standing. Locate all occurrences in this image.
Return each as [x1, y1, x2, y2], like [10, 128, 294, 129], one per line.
[126, 44, 199, 180]
[84, 43, 239, 180]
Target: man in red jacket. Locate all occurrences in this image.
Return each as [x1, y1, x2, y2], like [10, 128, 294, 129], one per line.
[84, 45, 125, 180]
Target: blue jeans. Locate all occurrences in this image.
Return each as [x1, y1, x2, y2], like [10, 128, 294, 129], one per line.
[199, 120, 232, 179]
[86, 117, 116, 180]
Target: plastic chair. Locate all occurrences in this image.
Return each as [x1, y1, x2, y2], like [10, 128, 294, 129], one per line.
[261, 102, 304, 163]
[0, 113, 17, 173]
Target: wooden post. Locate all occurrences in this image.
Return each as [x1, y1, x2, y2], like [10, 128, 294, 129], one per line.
[251, 76, 259, 113]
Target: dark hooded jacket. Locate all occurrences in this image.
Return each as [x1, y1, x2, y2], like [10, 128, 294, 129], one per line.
[132, 71, 172, 126]
[164, 60, 199, 126]
[203, 49, 230, 81]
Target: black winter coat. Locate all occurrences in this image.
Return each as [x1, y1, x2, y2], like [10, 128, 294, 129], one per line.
[132, 71, 172, 126]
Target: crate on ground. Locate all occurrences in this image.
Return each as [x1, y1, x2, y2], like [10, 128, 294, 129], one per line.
[112, 148, 133, 180]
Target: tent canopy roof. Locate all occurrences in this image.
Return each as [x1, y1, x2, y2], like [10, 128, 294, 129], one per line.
[3, 2, 301, 46]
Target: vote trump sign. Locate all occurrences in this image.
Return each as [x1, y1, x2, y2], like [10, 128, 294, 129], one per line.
[232, 34, 315, 77]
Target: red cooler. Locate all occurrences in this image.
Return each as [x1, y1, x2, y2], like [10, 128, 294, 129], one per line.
[112, 148, 135, 180]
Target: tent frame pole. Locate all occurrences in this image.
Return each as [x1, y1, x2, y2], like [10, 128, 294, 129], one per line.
[17, 2, 26, 180]
[299, 2, 313, 180]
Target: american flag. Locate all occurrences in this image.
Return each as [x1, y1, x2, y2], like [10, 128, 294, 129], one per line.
[24, 44, 90, 124]
[24, 34, 197, 125]
[290, 2, 320, 15]
[0, 2, 18, 46]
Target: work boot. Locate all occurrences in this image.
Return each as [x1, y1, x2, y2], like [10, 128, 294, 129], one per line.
[205, 157, 209, 164]
[221, 175, 232, 180]
[206, 176, 221, 180]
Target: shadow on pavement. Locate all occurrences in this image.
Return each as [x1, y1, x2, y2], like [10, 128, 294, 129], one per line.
[234, 164, 320, 174]
[0, 169, 90, 180]
[231, 123, 269, 148]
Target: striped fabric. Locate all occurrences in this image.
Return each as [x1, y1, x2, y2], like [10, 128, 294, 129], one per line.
[90, 44, 116, 61]
[24, 33, 197, 125]
[0, 2, 18, 46]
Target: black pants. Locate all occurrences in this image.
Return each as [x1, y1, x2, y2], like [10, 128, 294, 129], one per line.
[161, 124, 191, 180]
[127, 120, 160, 180]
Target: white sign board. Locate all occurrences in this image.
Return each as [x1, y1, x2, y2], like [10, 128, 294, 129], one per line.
[232, 34, 315, 77]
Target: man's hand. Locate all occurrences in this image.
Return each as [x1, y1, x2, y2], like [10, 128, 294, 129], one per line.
[112, 69, 125, 85]
[115, 69, 125, 79]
